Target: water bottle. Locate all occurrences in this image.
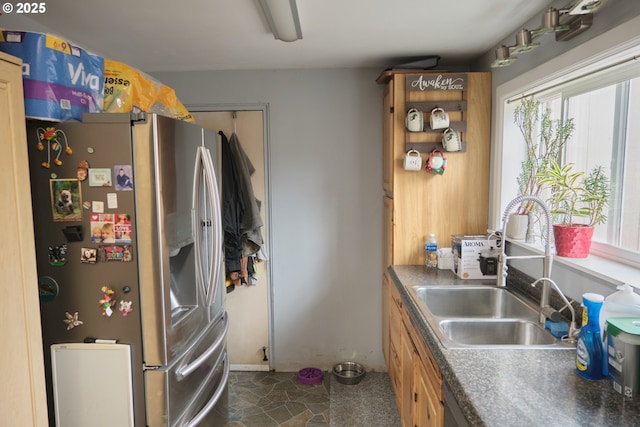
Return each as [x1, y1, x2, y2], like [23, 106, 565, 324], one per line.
[425, 233, 438, 268]
[576, 293, 605, 380]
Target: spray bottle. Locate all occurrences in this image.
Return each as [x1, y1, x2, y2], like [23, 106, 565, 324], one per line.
[576, 293, 605, 380]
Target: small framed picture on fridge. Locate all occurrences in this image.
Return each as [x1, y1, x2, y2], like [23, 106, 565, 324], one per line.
[88, 168, 112, 187]
[50, 179, 82, 222]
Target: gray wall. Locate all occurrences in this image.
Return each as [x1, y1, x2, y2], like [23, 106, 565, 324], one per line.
[152, 69, 386, 371]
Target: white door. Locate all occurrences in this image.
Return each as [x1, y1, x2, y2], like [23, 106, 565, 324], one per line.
[191, 109, 271, 371]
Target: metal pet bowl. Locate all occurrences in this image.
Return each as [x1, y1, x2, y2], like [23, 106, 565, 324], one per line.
[333, 361, 366, 385]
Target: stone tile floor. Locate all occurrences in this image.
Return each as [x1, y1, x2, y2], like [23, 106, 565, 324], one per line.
[223, 371, 330, 426]
[221, 370, 400, 427]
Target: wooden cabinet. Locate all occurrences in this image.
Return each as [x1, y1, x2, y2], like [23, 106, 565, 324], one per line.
[0, 51, 48, 426]
[400, 323, 414, 427]
[382, 81, 394, 193]
[387, 280, 443, 427]
[414, 356, 443, 427]
[388, 280, 403, 408]
[380, 71, 492, 266]
[405, 308, 443, 427]
[381, 71, 489, 427]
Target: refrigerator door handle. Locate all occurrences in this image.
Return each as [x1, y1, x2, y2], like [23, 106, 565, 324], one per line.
[192, 147, 208, 307]
[175, 312, 228, 380]
[201, 147, 222, 308]
[183, 352, 229, 427]
[192, 146, 221, 309]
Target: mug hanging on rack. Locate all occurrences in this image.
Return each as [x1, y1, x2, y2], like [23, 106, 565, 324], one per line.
[403, 149, 422, 171]
[442, 128, 462, 152]
[405, 108, 424, 132]
[426, 149, 447, 175]
[430, 107, 450, 130]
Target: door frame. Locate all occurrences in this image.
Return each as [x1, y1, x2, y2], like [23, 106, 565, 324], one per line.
[187, 103, 274, 370]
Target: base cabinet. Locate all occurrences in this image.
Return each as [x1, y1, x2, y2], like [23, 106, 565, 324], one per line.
[387, 282, 443, 427]
[414, 357, 443, 427]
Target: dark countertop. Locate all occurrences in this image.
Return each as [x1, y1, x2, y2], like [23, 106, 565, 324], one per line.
[388, 265, 640, 427]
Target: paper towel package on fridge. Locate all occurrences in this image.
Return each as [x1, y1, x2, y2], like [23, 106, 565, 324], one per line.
[451, 234, 500, 279]
[0, 30, 104, 121]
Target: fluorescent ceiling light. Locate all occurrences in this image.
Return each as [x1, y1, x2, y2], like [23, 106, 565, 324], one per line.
[259, 0, 303, 42]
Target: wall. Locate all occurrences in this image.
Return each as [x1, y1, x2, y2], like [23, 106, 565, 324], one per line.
[153, 68, 386, 371]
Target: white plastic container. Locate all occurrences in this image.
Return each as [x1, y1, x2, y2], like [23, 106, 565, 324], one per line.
[600, 284, 640, 377]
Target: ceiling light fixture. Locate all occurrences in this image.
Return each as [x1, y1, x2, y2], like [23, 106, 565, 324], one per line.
[509, 29, 540, 55]
[530, 7, 569, 37]
[491, 0, 608, 69]
[491, 45, 517, 68]
[259, 0, 303, 42]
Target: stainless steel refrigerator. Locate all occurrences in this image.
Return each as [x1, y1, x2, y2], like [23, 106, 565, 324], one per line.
[26, 112, 229, 427]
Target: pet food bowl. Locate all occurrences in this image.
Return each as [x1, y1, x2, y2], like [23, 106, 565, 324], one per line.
[333, 361, 366, 385]
[297, 367, 324, 385]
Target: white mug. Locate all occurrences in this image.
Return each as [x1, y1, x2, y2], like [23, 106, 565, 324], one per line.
[403, 150, 422, 171]
[442, 128, 462, 152]
[405, 108, 423, 132]
[430, 107, 450, 130]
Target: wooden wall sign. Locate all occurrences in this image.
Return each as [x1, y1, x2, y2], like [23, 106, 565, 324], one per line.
[406, 73, 467, 92]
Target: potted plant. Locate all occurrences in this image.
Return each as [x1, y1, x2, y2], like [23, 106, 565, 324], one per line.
[537, 160, 610, 258]
[508, 97, 574, 240]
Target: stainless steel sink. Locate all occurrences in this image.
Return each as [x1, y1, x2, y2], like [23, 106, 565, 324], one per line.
[407, 285, 574, 350]
[439, 319, 557, 346]
[412, 286, 537, 319]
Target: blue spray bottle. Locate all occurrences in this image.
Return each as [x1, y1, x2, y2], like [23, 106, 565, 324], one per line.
[576, 293, 605, 380]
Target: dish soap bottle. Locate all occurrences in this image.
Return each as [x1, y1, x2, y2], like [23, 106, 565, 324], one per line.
[425, 233, 438, 268]
[599, 284, 640, 377]
[576, 293, 605, 380]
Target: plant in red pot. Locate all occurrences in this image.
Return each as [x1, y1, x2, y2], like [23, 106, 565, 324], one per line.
[537, 160, 609, 258]
[509, 97, 574, 241]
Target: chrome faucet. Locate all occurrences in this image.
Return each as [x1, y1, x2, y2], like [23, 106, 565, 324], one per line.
[497, 195, 554, 324]
[531, 277, 580, 341]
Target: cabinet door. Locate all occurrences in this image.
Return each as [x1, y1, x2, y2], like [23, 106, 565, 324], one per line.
[0, 52, 48, 426]
[383, 83, 394, 193]
[383, 196, 394, 268]
[413, 358, 443, 427]
[388, 282, 403, 405]
[400, 323, 414, 427]
[382, 272, 390, 367]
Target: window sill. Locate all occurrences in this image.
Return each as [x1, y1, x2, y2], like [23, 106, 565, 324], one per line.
[507, 239, 640, 291]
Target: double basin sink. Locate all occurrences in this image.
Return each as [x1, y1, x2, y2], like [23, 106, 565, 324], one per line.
[407, 285, 575, 349]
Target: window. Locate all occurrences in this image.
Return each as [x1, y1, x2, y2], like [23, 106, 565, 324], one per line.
[502, 57, 640, 266]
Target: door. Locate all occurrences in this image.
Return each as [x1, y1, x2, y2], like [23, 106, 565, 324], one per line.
[131, 114, 222, 366]
[191, 109, 271, 370]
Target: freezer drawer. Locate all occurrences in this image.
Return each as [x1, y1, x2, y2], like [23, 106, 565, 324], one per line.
[145, 313, 229, 427]
[50, 343, 134, 427]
